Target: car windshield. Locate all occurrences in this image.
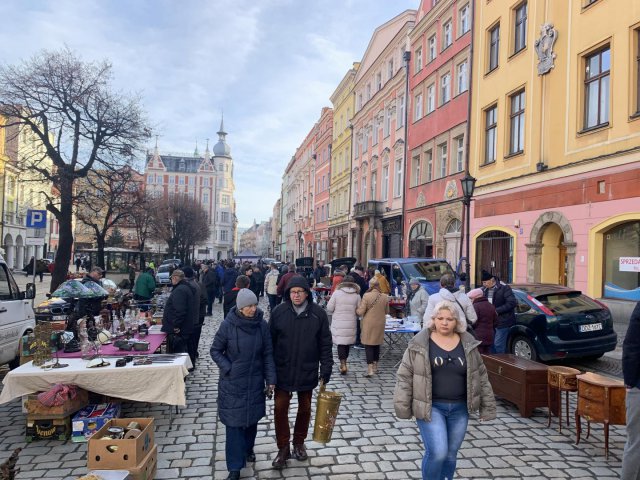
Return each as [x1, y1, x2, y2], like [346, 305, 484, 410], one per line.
[158, 265, 171, 273]
[535, 292, 601, 314]
[400, 261, 454, 282]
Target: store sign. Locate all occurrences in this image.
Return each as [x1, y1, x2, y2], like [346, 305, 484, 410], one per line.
[619, 257, 640, 272]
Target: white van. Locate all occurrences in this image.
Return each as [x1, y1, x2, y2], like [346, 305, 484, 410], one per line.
[0, 254, 36, 369]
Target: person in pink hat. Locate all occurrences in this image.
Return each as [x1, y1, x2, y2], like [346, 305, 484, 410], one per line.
[467, 288, 498, 354]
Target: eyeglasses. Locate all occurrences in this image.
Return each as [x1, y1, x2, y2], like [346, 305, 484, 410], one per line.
[290, 289, 307, 295]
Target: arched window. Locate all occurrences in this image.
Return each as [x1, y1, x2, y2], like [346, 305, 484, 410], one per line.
[409, 221, 433, 257]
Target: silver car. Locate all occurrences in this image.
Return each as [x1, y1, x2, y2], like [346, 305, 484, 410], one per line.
[155, 264, 172, 285]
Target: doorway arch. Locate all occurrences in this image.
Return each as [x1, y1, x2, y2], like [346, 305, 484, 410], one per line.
[526, 211, 575, 287]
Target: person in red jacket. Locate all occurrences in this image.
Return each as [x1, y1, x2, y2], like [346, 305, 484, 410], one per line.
[467, 288, 498, 354]
[276, 264, 297, 297]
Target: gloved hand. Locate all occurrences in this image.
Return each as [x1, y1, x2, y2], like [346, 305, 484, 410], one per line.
[319, 374, 330, 385]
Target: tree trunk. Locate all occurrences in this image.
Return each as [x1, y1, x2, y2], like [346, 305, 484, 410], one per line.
[95, 235, 106, 270]
[50, 177, 74, 292]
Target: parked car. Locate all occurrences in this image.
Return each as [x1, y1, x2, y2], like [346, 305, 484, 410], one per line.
[155, 264, 172, 285]
[509, 283, 617, 362]
[0, 254, 36, 369]
[161, 258, 181, 267]
[367, 257, 463, 295]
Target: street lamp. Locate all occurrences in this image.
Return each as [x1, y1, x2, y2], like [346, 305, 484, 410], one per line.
[460, 174, 477, 291]
[298, 230, 303, 258]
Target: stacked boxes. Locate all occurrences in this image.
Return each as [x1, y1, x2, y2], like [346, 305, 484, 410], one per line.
[87, 418, 156, 480]
[24, 388, 89, 442]
[72, 403, 122, 442]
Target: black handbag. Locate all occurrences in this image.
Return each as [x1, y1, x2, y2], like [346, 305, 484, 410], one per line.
[167, 333, 187, 353]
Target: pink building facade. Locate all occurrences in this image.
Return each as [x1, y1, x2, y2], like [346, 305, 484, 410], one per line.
[312, 107, 333, 263]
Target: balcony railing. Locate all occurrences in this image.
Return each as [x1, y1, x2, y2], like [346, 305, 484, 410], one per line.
[352, 200, 383, 220]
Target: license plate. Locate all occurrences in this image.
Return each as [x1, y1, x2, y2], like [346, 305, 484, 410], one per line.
[579, 323, 603, 332]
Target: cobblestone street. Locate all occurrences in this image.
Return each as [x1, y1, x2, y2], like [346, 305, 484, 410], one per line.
[0, 294, 627, 479]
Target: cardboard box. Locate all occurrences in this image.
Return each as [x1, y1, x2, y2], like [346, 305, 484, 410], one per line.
[24, 388, 89, 419]
[128, 444, 157, 480]
[26, 416, 70, 442]
[87, 418, 155, 470]
[72, 403, 121, 442]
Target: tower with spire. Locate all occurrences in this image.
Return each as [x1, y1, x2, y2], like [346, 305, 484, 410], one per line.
[143, 114, 237, 260]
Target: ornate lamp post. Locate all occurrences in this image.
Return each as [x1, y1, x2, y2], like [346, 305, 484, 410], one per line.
[297, 230, 303, 258]
[460, 174, 477, 292]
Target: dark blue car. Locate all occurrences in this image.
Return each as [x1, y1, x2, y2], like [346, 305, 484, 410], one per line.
[509, 283, 617, 362]
[367, 257, 463, 295]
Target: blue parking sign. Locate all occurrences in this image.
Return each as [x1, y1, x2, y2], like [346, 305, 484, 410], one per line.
[26, 210, 47, 228]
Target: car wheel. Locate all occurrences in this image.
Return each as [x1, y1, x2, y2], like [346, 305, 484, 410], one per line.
[511, 335, 538, 361]
[8, 356, 20, 370]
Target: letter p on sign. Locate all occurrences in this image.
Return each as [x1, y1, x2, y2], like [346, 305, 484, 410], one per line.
[26, 209, 47, 229]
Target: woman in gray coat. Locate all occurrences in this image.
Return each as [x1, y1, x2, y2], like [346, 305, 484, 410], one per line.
[326, 275, 360, 375]
[407, 277, 429, 324]
[394, 300, 495, 480]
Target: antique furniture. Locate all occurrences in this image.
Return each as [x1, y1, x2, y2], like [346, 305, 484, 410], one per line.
[482, 354, 557, 418]
[575, 372, 626, 458]
[547, 365, 581, 432]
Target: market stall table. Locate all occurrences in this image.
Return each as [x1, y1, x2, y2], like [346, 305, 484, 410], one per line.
[0, 355, 192, 408]
[56, 332, 167, 358]
[388, 298, 406, 319]
[382, 324, 421, 366]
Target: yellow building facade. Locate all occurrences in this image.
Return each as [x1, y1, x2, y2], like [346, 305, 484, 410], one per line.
[469, 0, 640, 307]
[329, 62, 359, 259]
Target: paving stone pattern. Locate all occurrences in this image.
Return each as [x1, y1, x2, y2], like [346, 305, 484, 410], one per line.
[0, 295, 626, 479]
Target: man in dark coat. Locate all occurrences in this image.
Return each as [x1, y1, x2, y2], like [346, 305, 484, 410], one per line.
[223, 275, 251, 319]
[313, 261, 326, 285]
[269, 275, 333, 469]
[184, 267, 206, 368]
[222, 262, 239, 295]
[215, 262, 225, 303]
[252, 266, 264, 298]
[161, 269, 195, 359]
[210, 289, 277, 478]
[245, 266, 258, 297]
[202, 263, 220, 315]
[481, 269, 517, 354]
[622, 302, 640, 479]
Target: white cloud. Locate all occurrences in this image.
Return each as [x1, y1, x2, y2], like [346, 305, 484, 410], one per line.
[0, 0, 418, 227]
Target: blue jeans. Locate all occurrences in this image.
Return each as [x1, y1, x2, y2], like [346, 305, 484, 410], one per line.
[225, 423, 258, 472]
[492, 327, 510, 354]
[416, 402, 469, 480]
[622, 388, 640, 479]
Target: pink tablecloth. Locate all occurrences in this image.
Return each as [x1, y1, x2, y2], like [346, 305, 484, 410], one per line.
[56, 333, 167, 358]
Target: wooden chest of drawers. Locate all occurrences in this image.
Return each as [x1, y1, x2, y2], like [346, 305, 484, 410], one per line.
[482, 354, 557, 418]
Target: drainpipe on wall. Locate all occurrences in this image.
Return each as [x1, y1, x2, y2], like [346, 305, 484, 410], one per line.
[460, 1, 477, 278]
[400, 49, 411, 258]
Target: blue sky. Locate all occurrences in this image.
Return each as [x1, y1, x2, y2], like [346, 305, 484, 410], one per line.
[0, 0, 417, 227]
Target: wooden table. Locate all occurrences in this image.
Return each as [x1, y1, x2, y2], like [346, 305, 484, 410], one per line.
[575, 372, 626, 458]
[547, 366, 581, 433]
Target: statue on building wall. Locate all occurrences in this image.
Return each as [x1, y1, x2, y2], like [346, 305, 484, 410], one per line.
[535, 23, 558, 75]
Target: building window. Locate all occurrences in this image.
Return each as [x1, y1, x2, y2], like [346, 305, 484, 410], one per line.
[414, 94, 423, 121]
[443, 21, 452, 49]
[179, 176, 185, 185]
[428, 35, 437, 62]
[426, 149, 433, 182]
[441, 73, 451, 104]
[514, 2, 527, 54]
[222, 194, 230, 205]
[147, 175, 153, 184]
[382, 165, 389, 201]
[427, 84, 435, 113]
[415, 47, 423, 73]
[411, 154, 421, 187]
[221, 230, 228, 242]
[438, 143, 448, 178]
[189, 177, 195, 185]
[203, 178, 209, 187]
[584, 46, 610, 129]
[371, 172, 377, 200]
[484, 105, 498, 164]
[366, 83, 371, 100]
[354, 181, 359, 204]
[357, 93, 363, 110]
[376, 72, 382, 91]
[455, 136, 464, 173]
[156, 175, 162, 184]
[169, 176, 175, 185]
[361, 175, 367, 202]
[363, 130, 368, 153]
[636, 29, 640, 114]
[397, 95, 405, 128]
[394, 159, 403, 197]
[489, 24, 500, 72]
[603, 220, 640, 301]
[221, 211, 229, 222]
[457, 60, 468, 94]
[509, 90, 525, 154]
[373, 120, 379, 145]
[460, 4, 470, 35]
[203, 192, 209, 203]
[388, 58, 394, 79]
[384, 109, 392, 137]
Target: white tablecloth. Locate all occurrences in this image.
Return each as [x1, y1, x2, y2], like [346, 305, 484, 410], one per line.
[0, 355, 192, 407]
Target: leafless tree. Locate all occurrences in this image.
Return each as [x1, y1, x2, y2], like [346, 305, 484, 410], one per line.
[75, 167, 141, 269]
[129, 191, 157, 268]
[152, 194, 209, 263]
[0, 47, 150, 291]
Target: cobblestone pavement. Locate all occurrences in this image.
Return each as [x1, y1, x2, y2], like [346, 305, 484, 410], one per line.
[0, 293, 627, 479]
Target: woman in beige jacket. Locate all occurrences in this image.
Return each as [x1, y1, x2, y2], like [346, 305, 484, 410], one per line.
[394, 300, 495, 479]
[356, 277, 389, 377]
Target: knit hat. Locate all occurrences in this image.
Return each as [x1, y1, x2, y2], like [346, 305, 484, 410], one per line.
[236, 288, 258, 310]
[481, 270, 493, 281]
[467, 288, 484, 299]
[183, 266, 195, 278]
[409, 277, 420, 285]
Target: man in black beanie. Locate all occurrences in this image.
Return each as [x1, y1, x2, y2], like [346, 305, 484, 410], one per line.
[481, 269, 516, 354]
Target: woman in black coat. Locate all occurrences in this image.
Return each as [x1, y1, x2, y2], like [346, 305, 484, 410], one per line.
[210, 289, 276, 480]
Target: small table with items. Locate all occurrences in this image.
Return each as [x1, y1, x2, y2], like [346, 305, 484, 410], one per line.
[388, 298, 406, 319]
[382, 317, 420, 365]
